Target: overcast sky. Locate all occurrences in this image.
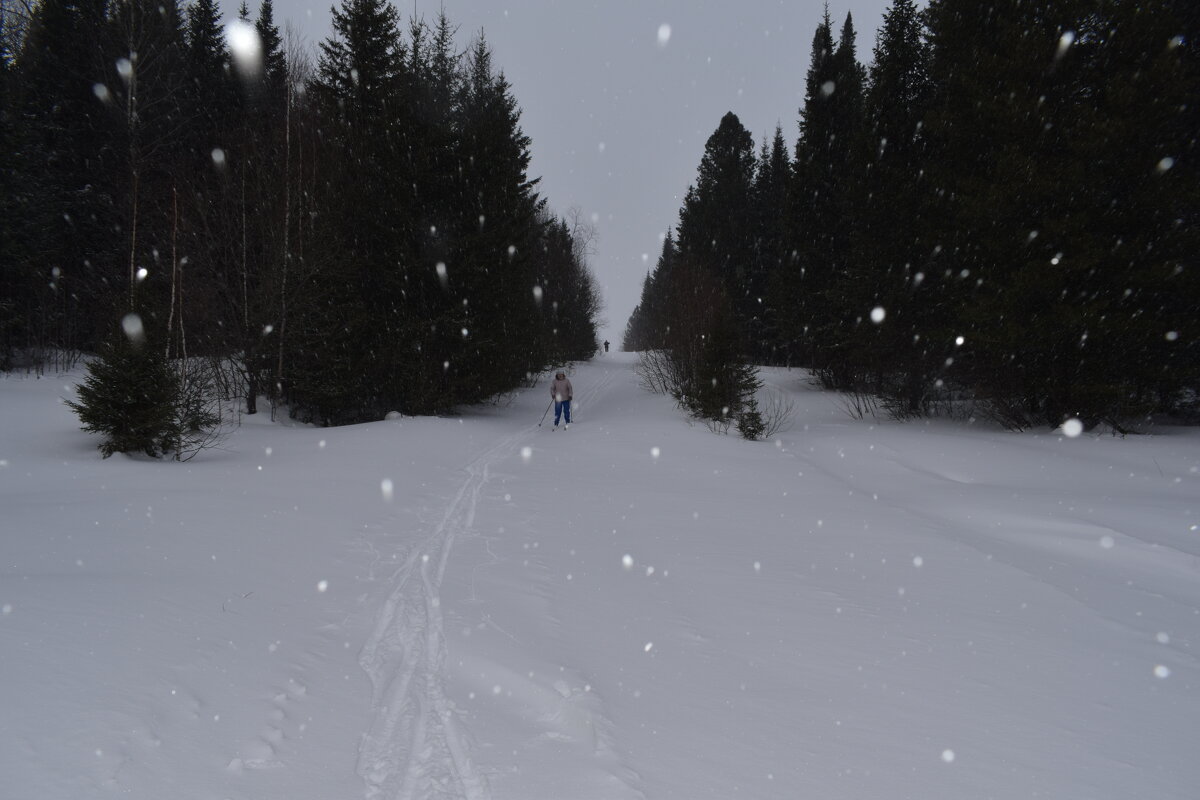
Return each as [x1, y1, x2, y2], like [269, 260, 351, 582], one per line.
[230, 0, 899, 344]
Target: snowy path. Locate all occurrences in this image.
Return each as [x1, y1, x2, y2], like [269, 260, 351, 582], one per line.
[356, 367, 624, 800]
[356, 431, 522, 799]
[3, 356, 1198, 800]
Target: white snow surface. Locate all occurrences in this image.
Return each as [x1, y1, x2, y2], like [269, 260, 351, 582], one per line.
[2, 353, 1198, 799]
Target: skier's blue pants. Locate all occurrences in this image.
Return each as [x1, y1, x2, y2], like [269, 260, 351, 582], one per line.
[554, 400, 572, 425]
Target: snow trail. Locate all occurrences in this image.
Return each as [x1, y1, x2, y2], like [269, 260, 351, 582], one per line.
[357, 430, 525, 800]
[355, 366, 626, 800]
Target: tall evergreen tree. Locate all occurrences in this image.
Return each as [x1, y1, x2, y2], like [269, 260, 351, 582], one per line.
[254, 0, 287, 90]
[292, 0, 415, 421]
[186, 0, 226, 84]
[285, 8, 576, 422]
[752, 125, 790, 362]
[622, 231, 677, 352]
[1069, 0, 1200, 419]
[537, 215, 601, 363]
[447, 35, 544, 399]
[176, 0, 235, 360]
[920, 0, 1178, 427]
[831, 12, 867, 139]
[843, 0, 939, 412]
[401, 12, 461, 405]
[0, 21, 16, 365]
[781, 9, 867, 376]
[7, 0, 114, 358]
[622, 274, 652, 352]
[675, 111, 757, 347]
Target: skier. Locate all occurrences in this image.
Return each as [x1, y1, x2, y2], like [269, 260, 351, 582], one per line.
[550, 370, 573, 429]
[603, 340, 610, 353]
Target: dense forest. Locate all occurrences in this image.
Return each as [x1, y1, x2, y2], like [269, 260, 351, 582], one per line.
[625, 0, 1198, 431]
[1, 0, 602, 431]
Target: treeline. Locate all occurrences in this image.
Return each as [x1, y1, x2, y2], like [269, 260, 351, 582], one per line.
[625, 0, 1198, 430]
[2, 0, 601, 425]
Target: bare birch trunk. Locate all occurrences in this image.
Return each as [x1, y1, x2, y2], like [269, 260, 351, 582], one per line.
[241, 152, 249, 332]
[125, 44, 138, 311]
[177, 187, 186, 367]
[242, 138, 257, 415]
[166, 186, 178, 359]
[128, 171, 139, 310]
[273, 82, 292, 420]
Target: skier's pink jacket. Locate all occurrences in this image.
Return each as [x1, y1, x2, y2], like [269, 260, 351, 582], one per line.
[550, 376, 573, 402]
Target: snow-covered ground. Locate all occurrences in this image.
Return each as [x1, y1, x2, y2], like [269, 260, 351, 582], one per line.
[2, 353, 1198, 799]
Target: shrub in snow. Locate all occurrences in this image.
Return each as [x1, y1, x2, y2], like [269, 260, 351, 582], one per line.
[737, 396, 766, 441]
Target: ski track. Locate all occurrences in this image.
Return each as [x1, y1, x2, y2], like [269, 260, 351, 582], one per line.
[357, 430, 524, 800]
[356, 368, 621, 800]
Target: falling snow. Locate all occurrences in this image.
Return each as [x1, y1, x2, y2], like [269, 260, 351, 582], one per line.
[121, 313, 144, 342]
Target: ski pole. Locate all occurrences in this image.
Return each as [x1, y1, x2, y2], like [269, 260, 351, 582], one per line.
[538, 400, 552, 426]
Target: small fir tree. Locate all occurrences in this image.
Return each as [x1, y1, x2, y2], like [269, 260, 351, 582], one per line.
[67, 330, 179, 458]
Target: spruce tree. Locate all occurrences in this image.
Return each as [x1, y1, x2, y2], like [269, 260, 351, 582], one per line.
[296, 0, 414, 421]
[676, 111, 758, 346]
[1072, 0, 1200, 420]
[67, 326, 179, 458]
[814, 12, 868, 385]
[622, 231, 677, 352]
[752, 125, 790, 363]
[186, 0, 227, 89]
[0, 31, 16, 365]
[922, 0, 1158, 427]
[288, 8, 578, 422]
[783, 9, 868, 377]
[847, 0, 938, 414]
[254, 0, 287, 91]
[447, 35, 543, 402]
[178, 0, 235, 359]
[537, 216, 601, 363]
[8, 0, 115, 356]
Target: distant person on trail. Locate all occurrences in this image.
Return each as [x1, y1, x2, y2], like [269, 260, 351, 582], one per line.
[603, 340, 610, 353]
[550, 370, 573, 429]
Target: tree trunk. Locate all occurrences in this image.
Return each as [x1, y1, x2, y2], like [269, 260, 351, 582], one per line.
[273, 82, 292, 419]
[166, 186, 177, 359]
[241, 138, 257, 415]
